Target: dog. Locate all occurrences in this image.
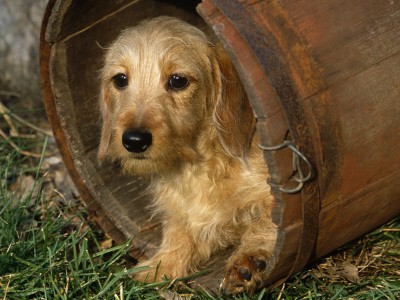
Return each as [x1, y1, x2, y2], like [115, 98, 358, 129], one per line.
[98, 16, 277, 293]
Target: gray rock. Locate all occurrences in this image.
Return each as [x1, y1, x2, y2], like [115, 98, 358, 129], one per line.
[0, 0, 48, 109]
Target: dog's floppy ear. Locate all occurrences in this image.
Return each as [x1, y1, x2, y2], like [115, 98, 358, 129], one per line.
[98, 84, 112, 163]
[211, 44, 256, 159]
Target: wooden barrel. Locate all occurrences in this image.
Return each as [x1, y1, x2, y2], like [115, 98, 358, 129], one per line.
[40, 0, 400, 290]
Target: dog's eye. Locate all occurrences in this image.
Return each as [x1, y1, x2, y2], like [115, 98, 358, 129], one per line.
[112, 73, 128, 89]
[168, 74, 189, 91]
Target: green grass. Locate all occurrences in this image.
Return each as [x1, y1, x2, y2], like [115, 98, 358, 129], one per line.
[0, 107, 399, 299]
[0, 124, 205, 299]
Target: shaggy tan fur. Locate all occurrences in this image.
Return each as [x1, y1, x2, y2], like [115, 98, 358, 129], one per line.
[98, 16, 277, 293]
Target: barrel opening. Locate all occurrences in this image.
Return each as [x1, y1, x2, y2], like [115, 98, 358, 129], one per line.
[44, 0, 277, 287]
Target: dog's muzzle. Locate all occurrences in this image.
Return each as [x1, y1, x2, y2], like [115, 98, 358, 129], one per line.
[122, 129, 152, 153]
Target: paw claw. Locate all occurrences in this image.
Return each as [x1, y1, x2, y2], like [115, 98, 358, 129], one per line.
[239, 267, 252, 281]
[255, 259, 266, 271]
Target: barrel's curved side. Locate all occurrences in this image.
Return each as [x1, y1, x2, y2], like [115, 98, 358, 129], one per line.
[250, 0, 400, 260]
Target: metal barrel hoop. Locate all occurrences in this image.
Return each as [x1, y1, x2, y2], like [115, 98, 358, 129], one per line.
[259, 140, 314, 194]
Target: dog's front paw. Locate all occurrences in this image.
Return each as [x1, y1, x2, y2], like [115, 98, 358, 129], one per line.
[222, 250, 270, 294]
[133, 260, 160, 283]
[133, 255, 188, 283]
[133, 260, 170, 283]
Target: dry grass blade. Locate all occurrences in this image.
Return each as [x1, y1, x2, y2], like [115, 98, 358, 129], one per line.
[0, 128, 43, 158]
[0, 102, 52, 136]
[2, 275, 11, 300]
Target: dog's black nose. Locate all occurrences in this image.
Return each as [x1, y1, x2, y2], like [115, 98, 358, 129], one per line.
[122, 129, 152, 153]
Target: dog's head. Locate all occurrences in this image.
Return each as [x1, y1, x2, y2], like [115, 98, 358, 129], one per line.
[98, 16, 255, 175]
